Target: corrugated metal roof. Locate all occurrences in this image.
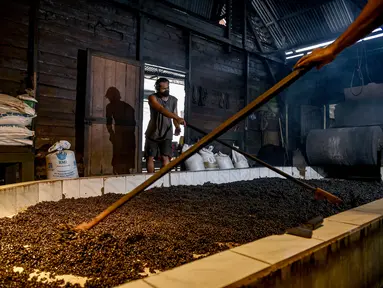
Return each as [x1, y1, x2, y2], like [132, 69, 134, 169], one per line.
[251, 0, 354, 49]
[164, 0, 214, 19]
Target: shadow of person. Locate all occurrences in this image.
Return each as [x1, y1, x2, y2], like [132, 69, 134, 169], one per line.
[105, 87, 136, 175]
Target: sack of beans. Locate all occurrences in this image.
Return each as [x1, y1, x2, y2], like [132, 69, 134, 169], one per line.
[215, 151, 234, 169]
[199, 146, 218, 170]
[232, 145, 249, 168]
[46, 140, 79, 179]
[182, 144, 205, 171]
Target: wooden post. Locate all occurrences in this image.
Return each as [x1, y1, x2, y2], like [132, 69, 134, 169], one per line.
[184, 31, 192, 143]
[28, 0, 39, 156]
[136, 13, 144, 173]
[243, 0, 247, 49]
[225, 0, 232, 53]
[244, 52, 249, 152]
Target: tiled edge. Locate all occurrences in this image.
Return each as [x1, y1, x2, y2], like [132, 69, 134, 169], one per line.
[249, 167, 260, 180]
[326, 208, 382, 226]
[126, 174, 146, 192]
[38, 181, 63, 202]
[104, 176, 126, 194]
[63, 179, 80, 199]
[259, 167, 268, 178]
[204, 170, 220, 184]
[229, 169, 242, 182]
[0, 187, 17, 218]
[192, 171, 207, 186]
[0, 166, 331, 219]
[118, 197, 383, 288]
[232, 234, 323, 265]
[116, 280, 154, 288]
[16, 184, 39, 212]
[306, 167, 323, 180]
[144, 250, 269, 288]
[292, 167, 304, 179]
[353, 198, 383, 215]
[79, 178, 103, 198]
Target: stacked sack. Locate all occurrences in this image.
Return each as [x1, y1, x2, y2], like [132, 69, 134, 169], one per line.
[181, 143, 249, 171]
[0, 89, 37, 146]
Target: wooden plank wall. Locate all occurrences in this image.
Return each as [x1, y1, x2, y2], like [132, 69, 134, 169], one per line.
[246, 55, 274, 154]
[0, 0, 284, 163]
[189, 35, 245, 154]
[143, 18, 186, 71]
[36, 0, 137, 149]
[0, 0, 30, 96]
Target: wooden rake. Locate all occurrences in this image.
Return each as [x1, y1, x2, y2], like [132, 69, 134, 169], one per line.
[74, 67, 341, 232]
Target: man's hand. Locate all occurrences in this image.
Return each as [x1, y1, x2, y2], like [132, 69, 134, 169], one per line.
[294, 46, 337, 70]
[175, 117, 186, 126]
[174, 127, 181, 136]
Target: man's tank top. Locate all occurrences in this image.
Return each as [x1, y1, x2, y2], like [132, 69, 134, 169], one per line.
[145, 93, 178, 141]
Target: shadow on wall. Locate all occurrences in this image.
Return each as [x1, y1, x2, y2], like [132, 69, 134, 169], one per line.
[105, 87, 136, 175]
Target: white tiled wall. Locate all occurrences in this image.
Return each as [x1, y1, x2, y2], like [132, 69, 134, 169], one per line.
[0, 166, 324, 218]
[104, 177, 126, 194]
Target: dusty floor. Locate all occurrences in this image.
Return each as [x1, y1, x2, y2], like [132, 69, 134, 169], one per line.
[1, 178, 383, 287]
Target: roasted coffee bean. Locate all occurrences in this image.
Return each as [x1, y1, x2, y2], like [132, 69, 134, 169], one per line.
[1, 178, 383, 287]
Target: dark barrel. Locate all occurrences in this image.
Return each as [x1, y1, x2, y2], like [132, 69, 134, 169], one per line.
[306, 126, 383, 166]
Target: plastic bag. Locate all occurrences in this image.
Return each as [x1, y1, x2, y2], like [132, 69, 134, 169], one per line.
[199, 146, 219, 170]
[232, 145, 249, 168]
[182, 144, 205, 171]
[215, 151, 234, 169]
[48, 140, 71, 153]
[46, 150, 79, 179]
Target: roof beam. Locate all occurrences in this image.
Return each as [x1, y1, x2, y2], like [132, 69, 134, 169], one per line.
[264, 0, 333, 26]
[248, 0, 286, 48]
[110, 0, 283, 63]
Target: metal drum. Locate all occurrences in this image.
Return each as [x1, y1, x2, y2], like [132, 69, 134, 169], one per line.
[306, 126, 383, 166]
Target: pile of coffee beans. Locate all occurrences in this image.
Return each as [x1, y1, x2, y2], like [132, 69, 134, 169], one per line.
[1, 178, 383, 287]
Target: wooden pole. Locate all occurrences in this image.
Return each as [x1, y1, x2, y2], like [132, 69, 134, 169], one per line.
[187, 123, 341, 204]
[75, 67, 314, 231]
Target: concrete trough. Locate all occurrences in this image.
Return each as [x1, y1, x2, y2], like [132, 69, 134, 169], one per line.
[1, 166, 382, 287]
[118, 199, 383, 288]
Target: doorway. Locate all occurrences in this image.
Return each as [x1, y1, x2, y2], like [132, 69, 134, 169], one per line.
[84, 51, 142, 176]
[142, 64, 186, 172]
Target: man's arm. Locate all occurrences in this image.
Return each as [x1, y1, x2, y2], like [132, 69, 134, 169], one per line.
[173, 106, 180, 128]
[148, 95, 185, 125]
[173, 106, 182, 136]
[295, 0, 383, 69]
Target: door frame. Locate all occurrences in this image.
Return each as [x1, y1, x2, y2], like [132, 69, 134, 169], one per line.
[84, 49, 143, 176]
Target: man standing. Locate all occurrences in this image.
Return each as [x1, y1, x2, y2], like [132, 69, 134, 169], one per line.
[145, 78, 186, 173]
[294, 0, 383, 70]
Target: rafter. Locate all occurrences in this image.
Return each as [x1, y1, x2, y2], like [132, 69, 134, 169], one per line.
[248, 0, 286, 49]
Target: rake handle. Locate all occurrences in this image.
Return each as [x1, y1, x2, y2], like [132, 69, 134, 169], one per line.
[74, 68, 313, 231]
[187, 123, 341, 204]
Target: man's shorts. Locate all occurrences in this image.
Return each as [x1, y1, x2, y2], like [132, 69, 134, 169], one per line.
[144, 138, 172, 159]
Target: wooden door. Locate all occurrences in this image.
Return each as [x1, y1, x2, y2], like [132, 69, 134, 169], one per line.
[85, 51, 141, 176]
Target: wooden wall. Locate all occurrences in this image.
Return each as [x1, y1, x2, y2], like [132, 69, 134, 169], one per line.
[189, 35, 245, 154]
[143, 18, 186, 70]
[0, 0, 284, 163]
[0, 0, 30, 96]
[36, 0, 137, 149]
